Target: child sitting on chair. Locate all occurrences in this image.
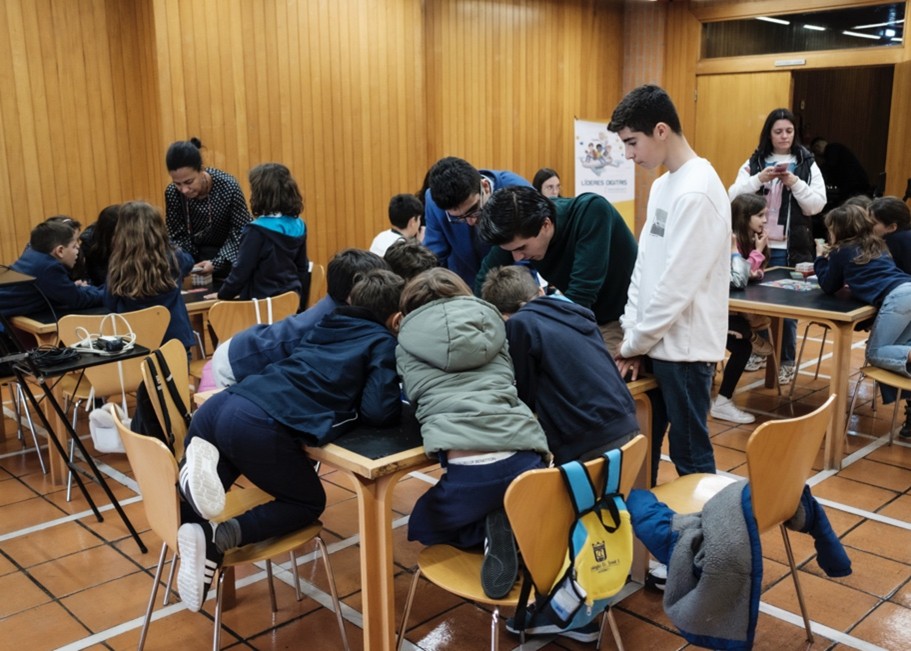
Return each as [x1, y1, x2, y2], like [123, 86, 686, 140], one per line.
[396, 267, 549, 600]
[176, 269, 404, 612]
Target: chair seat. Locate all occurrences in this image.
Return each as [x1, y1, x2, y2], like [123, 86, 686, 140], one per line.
[650, 473, 739, 515]
[224, 520, 323, 566]
[418, 544, 523, 606]
[859, 365, 911, 392]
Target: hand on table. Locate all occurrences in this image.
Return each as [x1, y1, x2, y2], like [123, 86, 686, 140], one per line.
[615, 355, 643, 381]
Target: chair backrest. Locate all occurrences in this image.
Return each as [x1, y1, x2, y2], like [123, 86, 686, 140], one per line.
[57, 307, 171, 399]
[141, 338, 192, 460]
[207, 290, 299, 341]
[504, 435, 647, 593]
[746, 394, 835, 533]
[307, 263, 327, 308]
[113, 409, 180, 549]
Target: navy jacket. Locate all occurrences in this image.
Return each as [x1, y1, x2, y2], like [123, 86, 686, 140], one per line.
[227, 306, 401, 446]
[104, 249, 195, 348]
[814, 245, 911, 307]
[217, 216, 309, 306]
[884, 229, 911, 275]
[0, 246, 103, 321]
[506, 297, 639, 464]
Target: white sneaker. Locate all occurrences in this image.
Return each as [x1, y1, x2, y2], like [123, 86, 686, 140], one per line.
[744, 353, 767, 372]
[778, 364, 797, 386]
[645, 560, 667, 592]
[711, 396, 755, 424]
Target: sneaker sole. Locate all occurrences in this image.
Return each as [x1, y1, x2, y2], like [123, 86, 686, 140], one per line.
[182, 439, 225, 520]
[177, 523, 208, 612]
[481, 510, 517, 599]
[506, 619, 600, 642]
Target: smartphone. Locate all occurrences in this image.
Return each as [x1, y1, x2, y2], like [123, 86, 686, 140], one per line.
[774, 162, 789, 173]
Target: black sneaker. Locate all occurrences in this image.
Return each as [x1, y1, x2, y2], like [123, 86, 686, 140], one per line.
[177, 520, 224, 612]
[481, 508, 518, 599]
[178, 438, 225, 520]
[900, 404, 911, 439]
[506, 608, 601, 643]
[645, 561, 667, 592]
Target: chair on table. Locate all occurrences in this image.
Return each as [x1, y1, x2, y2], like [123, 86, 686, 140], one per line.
[112, 412, 350, 651]
[188, 290, 300, 384]
[847, 366, 911, 444]
[0, 375, 45, 473]
[397, 435, 647, 651]
[651, 394, 836, 647]
[307, 262, 327, 309]
[56, 307, 170, 500]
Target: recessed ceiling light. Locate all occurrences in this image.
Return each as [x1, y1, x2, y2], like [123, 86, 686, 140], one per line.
[756, 16, 791, 26]
[842, 30, 883, 40]
[803, 24, 826, 31]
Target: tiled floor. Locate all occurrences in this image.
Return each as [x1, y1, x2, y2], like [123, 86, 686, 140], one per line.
[2, 320, 911, 650]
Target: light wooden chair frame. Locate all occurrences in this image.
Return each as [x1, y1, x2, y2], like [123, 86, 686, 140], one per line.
[847, 365, 911, 445]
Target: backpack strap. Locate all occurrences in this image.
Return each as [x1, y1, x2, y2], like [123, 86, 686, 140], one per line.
[145, 356, 176, 452]
[598, 448, 626, 533]
[559, 461, 598, 515]
[153, 349, 191, 428]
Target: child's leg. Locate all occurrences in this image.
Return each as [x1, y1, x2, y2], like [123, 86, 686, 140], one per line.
[719, 316, 752, 400]
[407, 451, 544, 548]
[866, 283, 911, 377]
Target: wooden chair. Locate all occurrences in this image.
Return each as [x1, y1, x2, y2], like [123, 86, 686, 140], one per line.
[56, 307, 170, 499]
[207, 290, 300, 342]
[397, 435, 647, 651]
[140, 338, 194, 461]
[651, 394, 836, 647]
[847, 366, 911, 444]
[113, 412, 349, 651]
[307, 262, 327, 309]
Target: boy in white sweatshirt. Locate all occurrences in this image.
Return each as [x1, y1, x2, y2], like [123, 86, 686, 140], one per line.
[608, 84, 731, 486]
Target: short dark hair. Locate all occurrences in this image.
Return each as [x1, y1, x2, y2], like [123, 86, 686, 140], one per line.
[165, 137, 203, 171]
[30, 219, 78, 253]
[384, 239, 438, 281]
[388, 193, 423, 229]
[326, 249, 389, 303]
[481, 265, 539, 315]
[757, 108, 802, 159]
[45, 215, 82, 231]
[870, 196, 911, 231]
[348, 269, 404, 324]
[608, 84, 681, 135]
[249, 163, 304, 216]
[428, 157, 481, 210]
[532, 168, 559, 193]
[477, 186, 556, 246]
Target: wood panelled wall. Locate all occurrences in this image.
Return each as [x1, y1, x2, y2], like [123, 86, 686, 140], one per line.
[0, 0, 624, 267]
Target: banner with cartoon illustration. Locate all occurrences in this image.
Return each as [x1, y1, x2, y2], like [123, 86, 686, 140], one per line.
[574, 119, 635, 230]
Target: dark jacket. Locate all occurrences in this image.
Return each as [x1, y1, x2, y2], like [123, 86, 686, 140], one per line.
[104, 249, 196, 348]
[0, 246, 103, 320]
[228, 306, 401, 446]
[476, 193, 637, 324]
[749, 146, 817, 265]
[814, 245, 911, 307]
[506, 297, 639, 464]
[884, 230, 911, 276]
[217, 216, 309, 306]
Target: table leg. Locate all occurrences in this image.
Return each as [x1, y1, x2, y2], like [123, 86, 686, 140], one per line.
[45, 379, 69, 484]
[632, 392, 652, 585]
[350, 468, 411, 651]
[824, 323, 852, 470]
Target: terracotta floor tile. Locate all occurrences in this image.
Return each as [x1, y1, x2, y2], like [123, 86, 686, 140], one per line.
[61, 569, 160, 632]
[812, 475, 898, 512]
[866, 441, 911, 470]
[891, 577, 911, 609]
[391, 473, 434, 515]
[106, 608, 242, 650]
[0, 601, 90, 648]
[842, 519, 911, 564]
[43, 475, 139, 515]
[711, 428, 752, 452]
[0, 476, 39, 506]
[803, 547, 911, 598]
[249, 605, 363, 650]
[320, 494, 361, 540]
[27, 543, 143, 598]
[1, 520, 105, 568]
[876, 492, 911, 522]
[837, 457, 911, 493]
[77, 499, 150, 546]
[0, 495, 66, 535]
[761, 569, 878, 631]
[751, 609, 833, 649]
[0, 570, 52, 617]
[848, 601, 911, 650]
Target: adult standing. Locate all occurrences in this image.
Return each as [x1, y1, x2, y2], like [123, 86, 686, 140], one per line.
[164, 138, 251, 281]
[423, 157, 530, 287]
[728, 109, 826, 385]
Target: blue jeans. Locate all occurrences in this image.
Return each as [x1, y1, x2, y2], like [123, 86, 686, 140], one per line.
[867, 283, 911, 382]
[186, 391, 326, 545]
[769, 249, 797, 364]
[649, 359, 716, 483]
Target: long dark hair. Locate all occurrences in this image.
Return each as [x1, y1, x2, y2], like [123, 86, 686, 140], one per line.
[824, 204, 887, 265]
[731, 194, 769, 266]
[756, 108, 802, 159]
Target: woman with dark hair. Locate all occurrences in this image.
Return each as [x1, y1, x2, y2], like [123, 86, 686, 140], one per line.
[164, 138, 251, 280]
[215, 163, 310, 308]
[728, 108, 827, 385]
[532, 167, 561, 198]
[80, 204, 121, 286]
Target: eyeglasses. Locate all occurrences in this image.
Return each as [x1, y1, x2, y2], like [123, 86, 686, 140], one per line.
[445, 185, 484, 224]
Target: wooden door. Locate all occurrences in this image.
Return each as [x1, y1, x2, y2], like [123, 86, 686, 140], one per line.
[694, 72, 792, 189]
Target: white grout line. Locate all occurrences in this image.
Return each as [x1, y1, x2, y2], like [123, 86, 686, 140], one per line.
[0, 495, 144, 543]
[758, 602, 888, 651]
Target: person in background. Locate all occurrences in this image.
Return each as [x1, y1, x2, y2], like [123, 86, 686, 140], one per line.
[423, 156, 530, 287]
[396, 268, 549, 601]
[370, 193, 424, 257]
[532, 167, 561, 198]
[164, 138, 251, 281]
[0, 218, 103, 324]
[215, 163, 309, 308]
[175, 269, 404, 613]
[210, 249, 388, 388]
[810, 137, 873, 204]
[728, 108, 827, 385]
[383, 238, 438, 282]
[870, 196, 911, 275]
[80, 205, 121, 287]
[105, 201, 195, 352]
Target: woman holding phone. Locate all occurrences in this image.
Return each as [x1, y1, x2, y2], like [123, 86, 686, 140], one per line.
[728, 108, 827, 385]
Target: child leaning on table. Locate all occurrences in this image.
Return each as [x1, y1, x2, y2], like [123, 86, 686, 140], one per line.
[395, 267, 550, 600]
[175, 268, 405, 613]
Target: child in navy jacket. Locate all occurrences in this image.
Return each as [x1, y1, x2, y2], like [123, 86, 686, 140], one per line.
[870, 196, 911, 275]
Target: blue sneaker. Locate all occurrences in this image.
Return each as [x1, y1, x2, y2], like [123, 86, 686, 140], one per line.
[506, 608, 601, 643]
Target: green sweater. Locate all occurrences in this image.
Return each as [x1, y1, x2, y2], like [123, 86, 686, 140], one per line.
[476, 193, 637, 324]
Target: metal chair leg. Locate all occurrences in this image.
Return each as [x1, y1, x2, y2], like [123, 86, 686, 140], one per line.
[889, 398, 902, 446]
[845, 371, 867, 439]
[789, 322, 829, 399]
[780, 525, 814, 645]
[213, 569, 226, 651]
[138, 542, 169, 651]
[605, 607, 625, 651]
[15, 383, 46, 474]
[163, 548, 178, 605]
[289, 548, 302, 601]
[491, 606, 499, 651]
[397, 567, 422, 651]
[315, 536, 350, 651]
[266, 559, 278, 612]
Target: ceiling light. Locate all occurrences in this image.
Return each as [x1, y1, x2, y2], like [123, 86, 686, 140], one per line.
[853, 19, 904, 30]
[842, 30, 883, 40]
[756, 16, 791, 25]
[803, 24, 826, 31]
